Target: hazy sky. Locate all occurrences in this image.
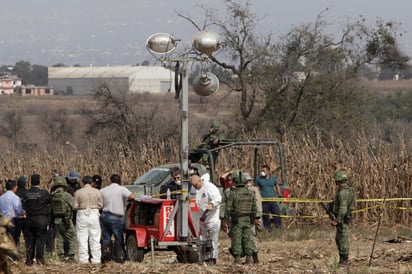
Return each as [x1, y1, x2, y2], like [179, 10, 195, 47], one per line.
[1, 0, 411, 66]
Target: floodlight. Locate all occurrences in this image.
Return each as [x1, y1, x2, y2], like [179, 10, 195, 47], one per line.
[146, 33, 177, 54]
[193, 71, 219, 96]
[192, 30, 220, 56]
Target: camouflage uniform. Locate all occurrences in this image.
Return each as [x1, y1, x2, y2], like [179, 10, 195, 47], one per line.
[245, 173, 262, 263]
[224, 170, 258, 264]
[51, 177, 77, 260]
[199, 121, 221, 166]
[331, 170, 355, 265]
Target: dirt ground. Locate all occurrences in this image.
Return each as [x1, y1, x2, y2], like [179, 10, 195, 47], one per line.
[7, 224, 412, 274]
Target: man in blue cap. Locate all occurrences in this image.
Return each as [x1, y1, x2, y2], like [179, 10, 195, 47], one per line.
[66, 170, 81, 196]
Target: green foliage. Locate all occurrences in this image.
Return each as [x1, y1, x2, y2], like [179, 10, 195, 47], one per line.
[31, 64, 48, 86]
[374, 91, 412, 122]
[0, 65, 13, 74]
[363, 19, 409, 66]
[7, 61, 48, 85]
[13, 61, 32, 85]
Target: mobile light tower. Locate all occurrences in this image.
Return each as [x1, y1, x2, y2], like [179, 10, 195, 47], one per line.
[146, 31, 220, 240]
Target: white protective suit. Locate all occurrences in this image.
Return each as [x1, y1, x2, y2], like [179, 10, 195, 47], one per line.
[195, 180, 222, 260]
[76, 209, 101, 263]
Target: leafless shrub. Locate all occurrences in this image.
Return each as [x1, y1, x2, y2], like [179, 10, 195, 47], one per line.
[0, 111, 23, 146]
[83, 83, 180, 156]
[40, 110, 74, 146]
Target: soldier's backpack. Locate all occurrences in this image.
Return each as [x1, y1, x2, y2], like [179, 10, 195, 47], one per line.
[51, 192, 72, 218]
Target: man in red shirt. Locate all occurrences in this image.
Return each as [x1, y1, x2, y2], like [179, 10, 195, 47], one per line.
[219, 171, 234, 191]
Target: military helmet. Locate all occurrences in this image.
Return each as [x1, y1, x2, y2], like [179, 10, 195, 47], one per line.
[53, 176, 67, 187]
[232, 170, 247, 186]
[210, 121, 220, 130]
[334, 170, 348, 182]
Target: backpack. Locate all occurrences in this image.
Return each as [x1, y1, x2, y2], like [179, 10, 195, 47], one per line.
[51, 192, 72, 218]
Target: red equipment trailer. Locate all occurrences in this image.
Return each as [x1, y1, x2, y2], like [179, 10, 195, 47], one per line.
[125, 197, 212, 263]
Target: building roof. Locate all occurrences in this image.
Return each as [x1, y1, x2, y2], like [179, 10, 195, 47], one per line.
[48, 66, 173, 79]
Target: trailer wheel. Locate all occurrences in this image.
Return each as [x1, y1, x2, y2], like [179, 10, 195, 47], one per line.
[126, 235, 144, 262]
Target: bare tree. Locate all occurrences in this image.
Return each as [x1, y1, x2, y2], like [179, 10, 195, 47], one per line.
[253, 15, 409, 138]
[178, 1, 272, 129]
[0, 111, 23, 146]
[40, 110, 74, 145]
[179, 1, 408, 138]
[83, 82, 180, 155]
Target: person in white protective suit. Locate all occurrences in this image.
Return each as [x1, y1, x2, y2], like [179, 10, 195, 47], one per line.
[190, 174, 222, 265]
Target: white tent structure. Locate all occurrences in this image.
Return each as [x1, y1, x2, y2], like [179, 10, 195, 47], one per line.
[48, 66, 175, 95]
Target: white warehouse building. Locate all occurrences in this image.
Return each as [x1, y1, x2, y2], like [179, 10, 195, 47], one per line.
[48, 66, 175, 95]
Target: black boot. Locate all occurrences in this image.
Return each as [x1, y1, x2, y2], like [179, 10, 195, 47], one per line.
[252, 252, 259, 263]
[339, 254, 348, 266]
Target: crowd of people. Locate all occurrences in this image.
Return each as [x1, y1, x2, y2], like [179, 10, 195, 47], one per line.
[0, 164, 354, 267]
[0, 171, 135, 266]
[188, 166, 354, 266]
[0, 120, 356, 267]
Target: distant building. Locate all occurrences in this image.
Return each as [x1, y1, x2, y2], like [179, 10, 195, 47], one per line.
[17, 85, 54, 96]
[0, 74, 22, 95]
[48, 66, 175, 95]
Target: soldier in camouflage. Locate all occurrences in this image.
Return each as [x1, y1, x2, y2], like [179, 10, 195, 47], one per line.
[224, 170, 259, 264]
[330, 169, 356, 266]
[244, 172, 262, 263]
[198, 121, 221, 166]
[50, 176, 76, 262]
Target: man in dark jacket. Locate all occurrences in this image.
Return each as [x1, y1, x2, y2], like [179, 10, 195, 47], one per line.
[159, 167, 182, 199]
[15, 176, 28, 246]
[23, 174, 51, 266]
[16, 176, 28, 199]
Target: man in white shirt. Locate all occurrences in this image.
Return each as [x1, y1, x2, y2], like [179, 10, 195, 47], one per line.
[100, 174, 135, 263]
[190, 174, 222, 265]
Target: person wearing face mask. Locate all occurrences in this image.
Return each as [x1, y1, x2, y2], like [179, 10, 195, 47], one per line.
[190, 174, 222, 265]
[159, 167, 182, 199]
[255, 165, 282, 232]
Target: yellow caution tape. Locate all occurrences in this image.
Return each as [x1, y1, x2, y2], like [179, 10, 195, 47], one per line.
[257, 198, 411, 219]
[144, 192, 411, 219]
[261, 197, 412, 203]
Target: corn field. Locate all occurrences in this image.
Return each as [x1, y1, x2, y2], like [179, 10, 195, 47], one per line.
[1, 131, 410, 225]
